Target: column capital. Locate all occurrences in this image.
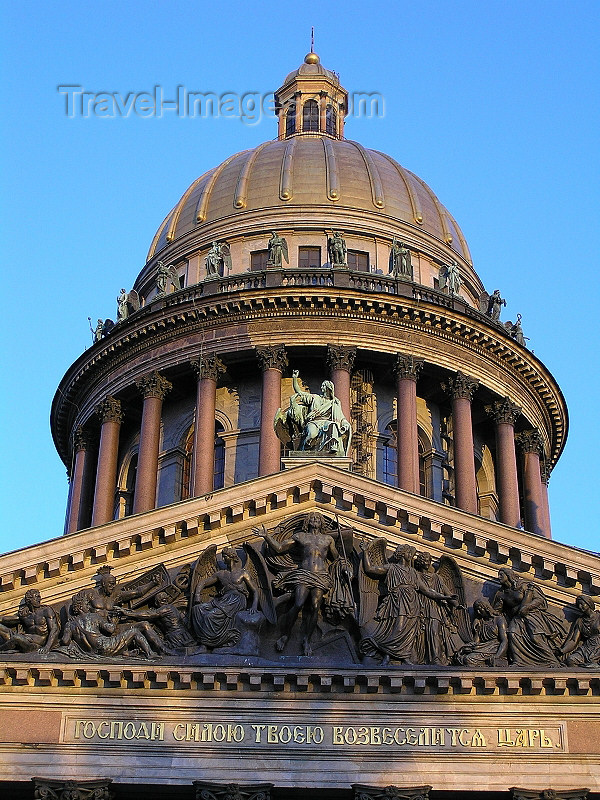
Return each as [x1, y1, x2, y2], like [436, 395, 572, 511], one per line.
[394, 352, 424, 381]
[95, 396, 123, 424]
[33, 778, 114, 800]
[193, 781, 274, 800]
[191, 353, 226, 382]
[256, 344, 288, 373]
[443, 371, 479, 401]
[327, 344, 357, 373]
[73, 426, 89, 452]
[516, 428, 545, 456]
[135, 370, 172, 400]
[510, 790, 589, 800]
[353, 785, 432, 800]
[485, 396, 521, 425]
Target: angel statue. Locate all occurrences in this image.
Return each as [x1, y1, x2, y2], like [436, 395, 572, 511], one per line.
[259, 512, 354, 656]
[189, 544, 275, 654]
[116, 288, 140, 322]
[274, 370, 352, 457]
[358, 540, 467, 666]
[156, 261, 179, 295]
[439, 261, 461, 295]
[205, 241, 232, 278]
[267, 232, 289, 267]
[389, 238, 412, 280]
[414, 550, 472, 665]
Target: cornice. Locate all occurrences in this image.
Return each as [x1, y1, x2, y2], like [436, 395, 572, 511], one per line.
[51, 275, 567, 471]
[0, 663, 597, 698]
[1, 463, 597, 610]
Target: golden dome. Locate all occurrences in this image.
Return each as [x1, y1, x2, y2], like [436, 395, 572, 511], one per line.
[147, 135, 471, 263]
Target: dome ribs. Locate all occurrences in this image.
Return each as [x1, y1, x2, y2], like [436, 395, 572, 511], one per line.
[195, 149, 249, 223]
[234, 141, 272, 209]
[146, 203, 177, 260]
[165, 167, 214, 243]
[279, 137, 296, 201]
[410, 170, 454, 248]
[377, 151, 423, 224]
[347, 140, 385, 208]
[322, 137, 340, 201]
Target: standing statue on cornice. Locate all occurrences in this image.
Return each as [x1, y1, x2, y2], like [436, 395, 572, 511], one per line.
[205, 241, 232, 278]
[389, 238, 412, 280]
[439, 261, 461, 295]
[0, 589, 59, 655]
[487, 289, 506, 321]
[328, 231, 347, 266]
[274, 370, 352, 456]
[156, 261, 179, 295]
[116, 288, 140, 321]
[266, 232, 289, 267]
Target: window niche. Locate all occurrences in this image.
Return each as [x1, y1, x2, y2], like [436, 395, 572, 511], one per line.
[298, 247, 321, 269]
[250, 250, 269, 271]
[347, 250, 370, 271]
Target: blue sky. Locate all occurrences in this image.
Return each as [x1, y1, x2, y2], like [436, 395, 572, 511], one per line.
[1, 1, 598, 555]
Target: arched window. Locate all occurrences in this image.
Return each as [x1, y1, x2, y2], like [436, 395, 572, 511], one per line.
[418, 439, 427, 497]
[382, 422, 397, 487]
[285, 102, 296, 136]
[303, 99, 319, 132]
[180, 421, 226, 498]
[326, 104, 337, 136]
[214, 421, 225, 490]
[116, 452, 138, 518]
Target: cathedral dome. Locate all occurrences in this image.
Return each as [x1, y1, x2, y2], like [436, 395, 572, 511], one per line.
[147, 135, 472, 264]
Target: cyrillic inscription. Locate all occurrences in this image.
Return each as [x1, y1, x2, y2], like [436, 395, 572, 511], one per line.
[66, 717, 565, 752]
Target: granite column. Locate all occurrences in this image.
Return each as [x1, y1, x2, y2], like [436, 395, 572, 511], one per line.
[394, 353, 424, 494]
[485, 397, 521, 527]
[191, 354, 225, 496]
[91, 397, 123, 527]
[257, 345, 288, 476]
[444, 372, 479, 514]
[133, 371, 172, 514]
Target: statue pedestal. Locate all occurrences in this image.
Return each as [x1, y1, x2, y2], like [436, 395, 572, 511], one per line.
[281, 453, 353, 471]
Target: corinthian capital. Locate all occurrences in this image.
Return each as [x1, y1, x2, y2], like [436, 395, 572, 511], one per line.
[394, 353, 424, 382]
[516, 428, 545, 457]
[96, 396, 123, 425]
[191, 353, 226, 382]
[485, 397, 521, 426]
[443, 371, 479, 401]
[73, 426, 89, 452]
[33, 778, 114, 800]
[353, 786, 432, 800]
[327, 344, 357, 373]
[193, 782, 274, 800]
[135, 371, 172, 400]
[256, 344, 288, 373]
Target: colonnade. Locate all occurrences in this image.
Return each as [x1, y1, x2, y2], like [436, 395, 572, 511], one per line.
[65, 347, 552, 539]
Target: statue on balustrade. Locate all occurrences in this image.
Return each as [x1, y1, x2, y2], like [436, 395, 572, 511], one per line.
[0, 588, 59, 654]
[492, 567, 566, 667]
[266, 231, 288, 267]
[557, 595, 600, 668]
[358, 540, 469, 665]
[487, 288, 506, 321]
[259, 511, 354, 656]
[205, 241, 232, 278]
[61, 590, 168, 659]
[509, 313, 528, 347]
[190, 544, 275, 654]
[156, 261, 179, 294]
[274, 369, 352, 457]
[88, 317, 114, 343]
[389, 238, 413, 280]
[328, 231, 347, 266]
[453, 599, 508, 667]
[439, 261, 461, 295]
[116, 287, 140, 321]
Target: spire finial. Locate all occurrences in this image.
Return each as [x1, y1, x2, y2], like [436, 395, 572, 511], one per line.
[311, 26, 314, 53]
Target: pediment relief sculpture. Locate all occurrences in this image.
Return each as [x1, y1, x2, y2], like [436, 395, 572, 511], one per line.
[0, 512, 595, 670]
